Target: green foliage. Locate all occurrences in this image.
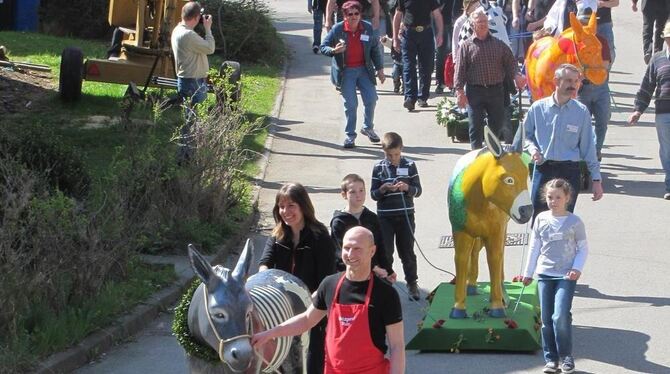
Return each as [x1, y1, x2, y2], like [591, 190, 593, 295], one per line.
[0, 259, 176, 371]
[0, 125, 91, 198]
[0, 29, 281, 371]
[201, 0, 286, 64]
[172, 279, 220, 362]
[38, 0, 111, 39]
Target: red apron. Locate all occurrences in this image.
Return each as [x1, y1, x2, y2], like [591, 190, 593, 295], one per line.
[324, 274, 390, 374]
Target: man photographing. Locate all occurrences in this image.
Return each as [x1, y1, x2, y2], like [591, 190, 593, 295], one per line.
[252, 226, 405, 374]
[171, 1, 215, 105]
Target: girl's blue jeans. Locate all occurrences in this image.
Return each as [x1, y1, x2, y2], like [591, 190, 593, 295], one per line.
[537, 275, 576, 363]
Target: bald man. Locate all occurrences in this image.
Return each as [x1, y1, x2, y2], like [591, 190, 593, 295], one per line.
[252, 227, 405, 374]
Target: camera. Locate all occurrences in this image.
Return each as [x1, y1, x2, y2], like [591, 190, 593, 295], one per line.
[198, 7, 208, 24]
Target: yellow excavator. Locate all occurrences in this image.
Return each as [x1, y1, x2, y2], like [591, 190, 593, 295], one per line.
[59, 0, 239, 102]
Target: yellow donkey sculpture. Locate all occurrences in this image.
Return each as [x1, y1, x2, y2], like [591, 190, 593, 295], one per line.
[447, 127, 533, 318]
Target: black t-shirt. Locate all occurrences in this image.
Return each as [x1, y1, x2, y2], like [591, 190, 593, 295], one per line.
[398, 0, 440, 27]
[314, 272, 403, 354]
[596, 1, 612, 24]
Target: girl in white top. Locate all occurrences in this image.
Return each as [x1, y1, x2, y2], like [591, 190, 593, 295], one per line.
[522, 178, 588, 374]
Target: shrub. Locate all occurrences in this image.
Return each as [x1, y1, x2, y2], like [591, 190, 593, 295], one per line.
[39, 0, 110, 39]
[0, 125, 90, 199]
[201, 0, 286, 64]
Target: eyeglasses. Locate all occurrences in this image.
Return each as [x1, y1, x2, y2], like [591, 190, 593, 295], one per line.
[346, 12, 360, 16]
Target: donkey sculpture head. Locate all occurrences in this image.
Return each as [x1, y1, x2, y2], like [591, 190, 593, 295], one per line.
[526, 12, 607, 100]
[187, 240, 311, 373]
[447, 127, 533, 319]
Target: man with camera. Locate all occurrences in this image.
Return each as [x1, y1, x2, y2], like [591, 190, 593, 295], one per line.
[171, 1, 215, 105]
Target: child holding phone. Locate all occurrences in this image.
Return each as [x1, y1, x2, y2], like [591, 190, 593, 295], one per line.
[370, 132, 423, 300]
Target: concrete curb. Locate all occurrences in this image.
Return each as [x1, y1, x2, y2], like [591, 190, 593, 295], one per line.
[34, 59, 290, 374]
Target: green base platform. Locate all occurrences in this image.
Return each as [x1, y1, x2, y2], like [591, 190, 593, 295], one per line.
[406, 281, 541, 352]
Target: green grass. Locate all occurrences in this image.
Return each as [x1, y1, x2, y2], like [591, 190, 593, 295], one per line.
[0, 259, 177, 371]
[0, 30, 281, 180]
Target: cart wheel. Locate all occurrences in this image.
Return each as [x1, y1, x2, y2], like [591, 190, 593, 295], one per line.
[218, 60, 242, 104]
[59, 47, 84, 102]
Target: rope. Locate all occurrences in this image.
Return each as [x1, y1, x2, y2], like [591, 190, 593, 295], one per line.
[399, 193, 456, 278]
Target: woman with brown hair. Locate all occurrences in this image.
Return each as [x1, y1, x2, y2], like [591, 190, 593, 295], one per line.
[259, 182, 336, 374]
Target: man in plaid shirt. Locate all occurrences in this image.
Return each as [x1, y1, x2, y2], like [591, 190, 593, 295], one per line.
[454, 8, 525, 149]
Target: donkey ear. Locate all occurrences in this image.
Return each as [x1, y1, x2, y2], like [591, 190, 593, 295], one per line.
[188, 244, 219, 289]
[484, 126, 504, 159]
[569, 12, 584, 40]
[232, 239, 254, 282]
[586, 11, 597, 33]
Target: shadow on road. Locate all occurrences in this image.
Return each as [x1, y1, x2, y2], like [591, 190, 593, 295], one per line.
[575, 324, 670, 374]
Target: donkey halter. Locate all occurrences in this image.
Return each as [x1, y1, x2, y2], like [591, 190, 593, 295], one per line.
[202, 286, 252, 371]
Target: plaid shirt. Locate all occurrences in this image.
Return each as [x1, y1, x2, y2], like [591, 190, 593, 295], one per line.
[454, 33, 517, 90]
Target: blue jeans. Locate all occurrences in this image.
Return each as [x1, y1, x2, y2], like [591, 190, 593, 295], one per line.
[577, 82, 610, 153]
[312, 8, 324, 47]
[341, 66, 378, 137]
[655, 113, 670, 193]
[374, 18, 385, 66]
[177, 77, 208, 106]
[537, 275, 576, 363]
[597, 22, 615, 65]
[531, 161, 581, 223]
[401, 28, 435, 102]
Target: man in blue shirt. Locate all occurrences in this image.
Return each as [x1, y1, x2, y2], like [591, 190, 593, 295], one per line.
[519, 63, 604, 221]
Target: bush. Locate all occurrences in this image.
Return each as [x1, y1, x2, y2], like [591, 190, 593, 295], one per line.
[201, 0, 286, 64]
[39, 0, 110, 39]
[0, 154, 131, 367]
[0, 125, 90, 199]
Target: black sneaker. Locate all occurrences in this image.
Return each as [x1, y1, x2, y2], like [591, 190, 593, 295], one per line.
[393, 77, 401, 93]
[435, 84, 445, 94]
[312, 45, 319, 54]
[343, 136, 355, 149]
[360, 128, 380, 143]
[417, 99, 428, 107]
[403, 99, 415, 111]
[407, 282, 420, 301]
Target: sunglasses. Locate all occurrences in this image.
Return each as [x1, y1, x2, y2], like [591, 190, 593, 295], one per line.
[346, 12, 360, 16]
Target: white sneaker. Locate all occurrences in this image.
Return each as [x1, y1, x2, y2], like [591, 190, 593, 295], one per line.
[542, 362, 558, 373]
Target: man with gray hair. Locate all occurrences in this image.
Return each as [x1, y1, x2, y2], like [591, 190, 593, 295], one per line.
[519, 63, 603, 222]
[454, 8, 525, 150]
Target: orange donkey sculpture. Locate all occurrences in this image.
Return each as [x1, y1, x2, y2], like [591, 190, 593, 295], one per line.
[525, 12, 608, 101]
[447, 127, 533, 318]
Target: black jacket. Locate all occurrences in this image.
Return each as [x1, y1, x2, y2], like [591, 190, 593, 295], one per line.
[259, 225, 336, 293]
[329, 207, 394, 275]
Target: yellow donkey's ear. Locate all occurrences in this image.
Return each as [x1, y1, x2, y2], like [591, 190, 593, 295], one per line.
[569, 12, 584, 41]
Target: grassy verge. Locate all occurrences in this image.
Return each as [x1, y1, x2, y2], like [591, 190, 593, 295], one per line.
[1, 260, 177, 371]
[0, 30, 282, 372]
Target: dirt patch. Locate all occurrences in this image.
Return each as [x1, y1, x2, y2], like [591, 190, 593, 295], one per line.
[0, 66, 56, 115]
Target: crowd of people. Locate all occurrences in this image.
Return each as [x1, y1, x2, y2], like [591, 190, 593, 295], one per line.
[167, 1, 669, 373]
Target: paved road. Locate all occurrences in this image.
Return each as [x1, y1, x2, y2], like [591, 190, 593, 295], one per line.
[76, 1, 670, 373]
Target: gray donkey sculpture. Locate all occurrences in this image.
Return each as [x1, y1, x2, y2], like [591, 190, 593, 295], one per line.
[186, 240, 312, 373]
